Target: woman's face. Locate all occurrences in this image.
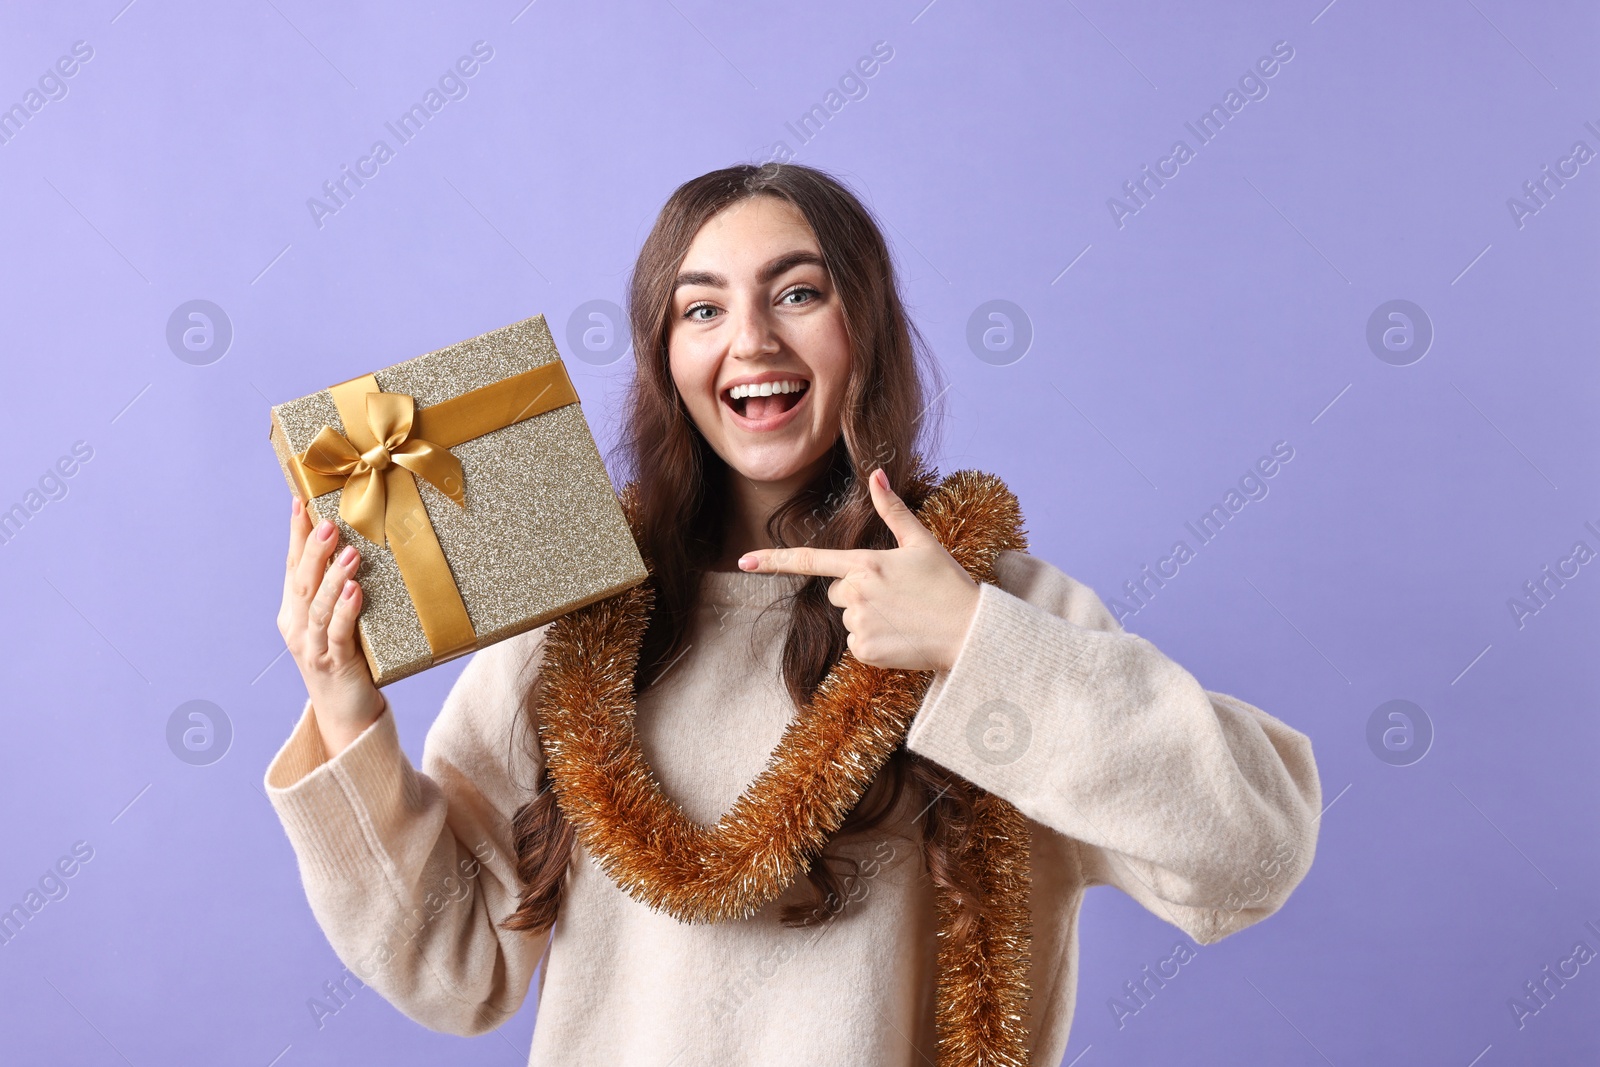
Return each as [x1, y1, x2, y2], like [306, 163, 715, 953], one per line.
[667, 195, 851, 489]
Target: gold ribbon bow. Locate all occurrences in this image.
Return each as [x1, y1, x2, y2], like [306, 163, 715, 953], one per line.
[300, 392, 465, 546]
[286, 361, 580, 668]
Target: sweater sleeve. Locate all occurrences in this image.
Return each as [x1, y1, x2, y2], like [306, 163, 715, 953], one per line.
[904, 550, 1321, 946]
[262, 626, 552, 1035]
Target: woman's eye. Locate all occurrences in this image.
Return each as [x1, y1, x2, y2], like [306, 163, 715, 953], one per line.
[684, 302, 718, 321]
[781, 286, 820, 305]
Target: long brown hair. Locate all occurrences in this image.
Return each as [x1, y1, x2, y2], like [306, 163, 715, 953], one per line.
[503, 162, 997, 945]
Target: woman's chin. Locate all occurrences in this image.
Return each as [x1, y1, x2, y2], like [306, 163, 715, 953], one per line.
[721, 442, 832, 490]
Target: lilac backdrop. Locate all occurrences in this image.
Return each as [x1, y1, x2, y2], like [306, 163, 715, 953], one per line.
[1, 1, 1595, 1063]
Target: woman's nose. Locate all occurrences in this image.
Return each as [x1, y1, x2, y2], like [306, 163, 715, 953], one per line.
[725, 302, 779, 359]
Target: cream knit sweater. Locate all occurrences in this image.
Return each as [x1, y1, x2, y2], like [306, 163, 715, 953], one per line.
[265, 550, 1321, 1065]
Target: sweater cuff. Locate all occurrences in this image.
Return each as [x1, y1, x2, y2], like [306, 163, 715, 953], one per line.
[263, 696, 407, 884]
[906, 580, 1106, 803]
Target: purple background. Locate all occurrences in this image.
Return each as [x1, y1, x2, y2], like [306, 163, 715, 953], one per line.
[1, 1, 1595, 1063]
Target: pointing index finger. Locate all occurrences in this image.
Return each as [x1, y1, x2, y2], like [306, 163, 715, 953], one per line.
[868, 467, 935, 547]
[738, 545, 858, 578]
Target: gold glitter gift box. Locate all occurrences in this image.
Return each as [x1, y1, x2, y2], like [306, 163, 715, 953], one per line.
[267, 314, 647, 687]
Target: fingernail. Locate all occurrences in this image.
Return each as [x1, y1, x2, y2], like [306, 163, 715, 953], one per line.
[337, 546, 358, 567]
[872, 468, 887, 489]
[316, 520, 335, 540]
[341, 579, 357, 599]
[738, 554, 757, 571]
[291, 498, 301, 516]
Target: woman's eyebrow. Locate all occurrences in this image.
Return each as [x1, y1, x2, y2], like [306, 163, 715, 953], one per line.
[757, 250, 825, 284]
[672, 250, 825, 294]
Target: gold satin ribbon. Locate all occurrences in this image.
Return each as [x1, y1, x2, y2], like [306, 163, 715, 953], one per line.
[290, 360, 579, 663]
[300, 391, 464, 546]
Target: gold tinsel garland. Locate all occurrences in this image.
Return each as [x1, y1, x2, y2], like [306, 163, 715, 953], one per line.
[536, 467, 1033, 1066]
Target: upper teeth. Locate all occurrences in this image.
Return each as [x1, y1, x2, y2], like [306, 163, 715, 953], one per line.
[728, 380, 807, 399]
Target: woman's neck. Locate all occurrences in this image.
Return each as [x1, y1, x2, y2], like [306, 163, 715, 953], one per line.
[709, 453, 834, 571]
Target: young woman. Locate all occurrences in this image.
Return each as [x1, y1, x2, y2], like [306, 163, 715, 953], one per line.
[267, 162, 1321, 1066]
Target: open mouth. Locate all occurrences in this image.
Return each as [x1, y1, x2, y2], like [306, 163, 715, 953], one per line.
[721, 378, 810, 424]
